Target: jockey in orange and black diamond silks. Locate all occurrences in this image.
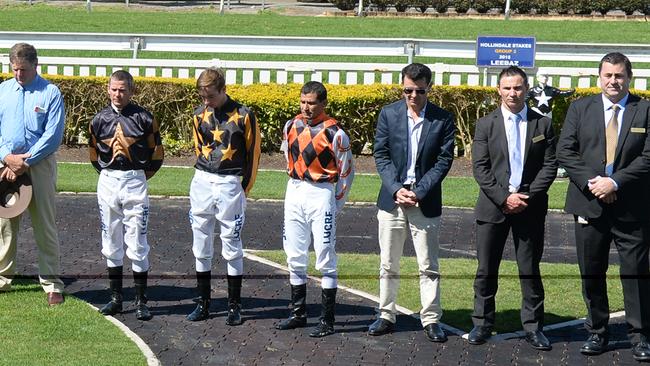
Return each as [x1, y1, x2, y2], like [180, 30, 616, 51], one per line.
[191, 97, 261, 195]
[89, 102, 164, 178]
[282, 112, 354, 203]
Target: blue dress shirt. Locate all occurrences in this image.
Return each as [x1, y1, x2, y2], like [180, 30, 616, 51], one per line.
[0, 74, 65, 166]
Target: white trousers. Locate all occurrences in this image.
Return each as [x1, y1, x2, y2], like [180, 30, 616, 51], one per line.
[97, 169, 150, 273]
[377, 206, 442, 326]
[283, 179, 337, 289]
[189, 170, 245, 275]
[0, 155, 63, 293]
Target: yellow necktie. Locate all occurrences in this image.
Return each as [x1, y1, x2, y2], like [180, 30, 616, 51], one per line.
[605, 104, 620, 169]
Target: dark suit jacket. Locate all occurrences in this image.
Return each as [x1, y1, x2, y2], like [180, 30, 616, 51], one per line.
[373, 99, 455, 218]
[472, 107, 558, 223]
[557, 93, 650, 221]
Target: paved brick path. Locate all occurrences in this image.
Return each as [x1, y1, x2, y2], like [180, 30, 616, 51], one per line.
[12, 194, 640, 365]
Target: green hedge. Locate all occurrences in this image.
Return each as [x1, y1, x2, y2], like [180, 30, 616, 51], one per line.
[3, 73, 649, 158]
[337, 0, 650, 14]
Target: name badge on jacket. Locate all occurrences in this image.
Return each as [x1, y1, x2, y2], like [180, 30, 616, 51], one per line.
[532, 134, 545, 143]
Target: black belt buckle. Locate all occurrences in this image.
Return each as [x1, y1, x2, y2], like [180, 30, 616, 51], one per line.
[403, 183, 413, 190]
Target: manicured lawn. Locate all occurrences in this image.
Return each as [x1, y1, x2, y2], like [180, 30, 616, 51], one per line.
[1, 4, 649, 44]
[56, 162, 569, 209]
[253, 250, 624, 333]
[0, 280, 146, 365]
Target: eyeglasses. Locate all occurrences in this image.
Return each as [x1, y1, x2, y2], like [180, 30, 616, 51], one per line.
[403, 88, 428, 95]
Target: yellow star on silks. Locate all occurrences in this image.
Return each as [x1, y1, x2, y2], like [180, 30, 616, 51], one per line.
[212, 128, 225, 143]
[221, 143, 237, 161]
[101, 123, 137, 162]
[201, 110, 213, 123]
[226, 110, 241, 125]
[201, 145, 213, 159]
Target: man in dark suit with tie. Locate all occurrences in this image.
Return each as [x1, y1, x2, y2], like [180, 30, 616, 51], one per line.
[557, 52, 650, 361]
[468, 66, 557, 350]
[368, 63, 455, 343]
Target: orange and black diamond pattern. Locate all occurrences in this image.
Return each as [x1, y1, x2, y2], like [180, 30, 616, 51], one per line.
[286, 114, 340, 183]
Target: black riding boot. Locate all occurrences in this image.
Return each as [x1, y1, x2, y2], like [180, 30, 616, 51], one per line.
[99, 266, 123, 316]
[187, 271, 211, 321]
[134, 271, 152, 321]
[309, 288, 336, 337]
[225, 275, 243, 326]
[275, 284, 307, 330]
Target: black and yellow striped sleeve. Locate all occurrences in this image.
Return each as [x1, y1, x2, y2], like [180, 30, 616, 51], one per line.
[145, 116, 164, 179]
[241, 109, 261, 195]
[88, 117, 101, 173]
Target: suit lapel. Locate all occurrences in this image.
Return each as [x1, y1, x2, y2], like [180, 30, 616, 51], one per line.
[523, 109, 538, 165]
[416, 102, 433, 159]
[493, 109, 509, 163]
[616, 94, 638, 161]
[397, 101, 409, 165]
[590, 96, 607, 161]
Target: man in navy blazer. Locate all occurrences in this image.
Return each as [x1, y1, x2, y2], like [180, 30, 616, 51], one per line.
[557, 52, 650, 361]
[468, 66, 557, 350]
[368, 63, 455, 343]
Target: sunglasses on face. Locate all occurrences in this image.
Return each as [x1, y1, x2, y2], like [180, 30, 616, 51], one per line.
[403, 88, 428, 95]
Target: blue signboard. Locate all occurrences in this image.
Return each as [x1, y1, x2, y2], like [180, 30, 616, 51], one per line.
[476, 36, 536, 68]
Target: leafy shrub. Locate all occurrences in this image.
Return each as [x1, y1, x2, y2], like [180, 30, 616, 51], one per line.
[370, 0, 390, 11]
[3, 73, 649, 159]
[413, 0, 429, 13]
[393, 0, 410, 12]
[511, 0, 532, 14]
[453, 0, 472, 13]
[431, 0, 449, 13]
[329, 0, 357, 10]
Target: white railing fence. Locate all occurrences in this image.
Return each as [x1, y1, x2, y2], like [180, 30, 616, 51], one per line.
[2, 56, 649, 90]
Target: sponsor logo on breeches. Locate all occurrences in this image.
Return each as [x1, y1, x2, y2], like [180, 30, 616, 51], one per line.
[323, 211, 333, 245]
[233, 214, 243, 240]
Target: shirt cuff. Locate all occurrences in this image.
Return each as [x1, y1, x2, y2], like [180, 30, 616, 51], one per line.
[607, 177, 619, 191]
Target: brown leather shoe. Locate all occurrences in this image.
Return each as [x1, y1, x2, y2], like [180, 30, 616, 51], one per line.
[47, 292, 64, 306]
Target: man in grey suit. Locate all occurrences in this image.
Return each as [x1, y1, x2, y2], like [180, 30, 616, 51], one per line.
[368, 63, 455, 342]
[468, 66, 557, 350]
[557, 52, 650, 361]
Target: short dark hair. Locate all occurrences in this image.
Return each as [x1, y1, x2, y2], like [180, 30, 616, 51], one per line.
[197, 67, 226, 91]
[109, 70, 135, 91]
[497, 66, 529, 86]
[599, 52, 633, 78]
[9, 43, 38, 66]
[301, 81, 327, 102]
[401, 63, 432, 85]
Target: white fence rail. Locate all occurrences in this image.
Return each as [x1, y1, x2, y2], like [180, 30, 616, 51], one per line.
[2, 56, 650, 90]
[2, 31, 650, 63]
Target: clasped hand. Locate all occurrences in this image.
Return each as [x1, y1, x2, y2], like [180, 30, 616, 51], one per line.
[502, 193, 529, 214]
[588, 176, 617, 204]
[0, 153, 31, 182]
[395, 188, 418, 207]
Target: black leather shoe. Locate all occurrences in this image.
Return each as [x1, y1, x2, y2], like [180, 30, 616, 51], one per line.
[468, 326, 492, 345]
[225, 304, 242, 326]
[135, 300, 153, 321]
[99, 293, 122, 316]
[632, 341, 650, 362]
[309, 318, 335, 338]
[368, 318, 394, 336]
[580, 334, 608, 355]
[187, 298, 210, 321]
[276, 315, 307, 330]
[524, 330, 551, 350]
[424, 323, 448, 343]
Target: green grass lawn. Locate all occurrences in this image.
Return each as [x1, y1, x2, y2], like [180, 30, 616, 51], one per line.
[253, 250, 624, 333]
[1, 3, 649, 43]
[4, 4, 650, 74]
[57, 162, 569, 209]
[0, 280, 146, 366]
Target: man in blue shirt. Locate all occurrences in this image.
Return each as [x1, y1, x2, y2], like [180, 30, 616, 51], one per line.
[0, 43, 66, 306]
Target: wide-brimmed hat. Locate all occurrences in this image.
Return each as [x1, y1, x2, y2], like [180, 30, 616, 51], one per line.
[0, 174, 32, 219]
